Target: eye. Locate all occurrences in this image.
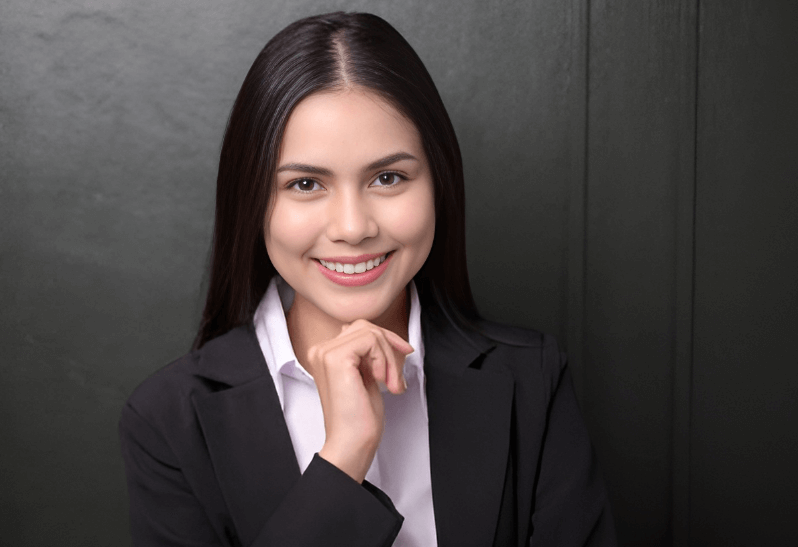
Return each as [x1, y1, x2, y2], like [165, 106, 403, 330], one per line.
[371, 172, 404, 187]
[287, 178, 322, 193]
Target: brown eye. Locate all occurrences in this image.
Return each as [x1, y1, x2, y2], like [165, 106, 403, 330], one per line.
[290, 179, 321, 192]
[372, 172, 403, 187]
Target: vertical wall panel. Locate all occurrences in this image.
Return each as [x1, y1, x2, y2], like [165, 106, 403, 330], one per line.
[458, 0, 586, 346]
[584, 2, 697, 544]
[692, 1, 798, 545]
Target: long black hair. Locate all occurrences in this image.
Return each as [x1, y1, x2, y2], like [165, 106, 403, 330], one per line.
[194, 11, 478, 349]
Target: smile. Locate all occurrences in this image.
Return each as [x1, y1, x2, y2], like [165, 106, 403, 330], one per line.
[314, 252, 394, 287]
[319, 253, 388, 274]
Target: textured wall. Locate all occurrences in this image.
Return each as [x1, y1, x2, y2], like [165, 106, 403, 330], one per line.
[3, 0, 796, 546]
[1, 1, 575, 544]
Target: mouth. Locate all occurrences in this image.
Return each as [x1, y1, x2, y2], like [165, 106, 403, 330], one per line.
[314, 251, 395, 287]
[317, 252, 391, 274]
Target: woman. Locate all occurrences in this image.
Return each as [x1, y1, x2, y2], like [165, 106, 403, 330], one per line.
[119, 12, 616, 547]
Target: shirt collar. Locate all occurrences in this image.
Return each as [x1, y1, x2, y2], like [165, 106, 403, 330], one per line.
[253, 276, 426, 411]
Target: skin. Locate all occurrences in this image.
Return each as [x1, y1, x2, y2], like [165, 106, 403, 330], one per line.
[264, 87, 436, 483]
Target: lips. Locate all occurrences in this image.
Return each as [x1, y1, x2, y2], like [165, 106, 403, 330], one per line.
[314, 252, 394, 287]
[319, 253, 388, 274]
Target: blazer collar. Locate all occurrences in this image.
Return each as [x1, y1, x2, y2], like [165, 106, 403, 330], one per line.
[193, 322, 267, 386]
[191, 299, 501, 385]
[420, 303, 496, 371]
[191, 307, 514, 547]
[191, 305, 500, 386]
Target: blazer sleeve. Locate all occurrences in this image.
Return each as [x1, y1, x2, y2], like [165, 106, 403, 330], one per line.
[527, 352, 617, 547]
[119, 402, 403, 547]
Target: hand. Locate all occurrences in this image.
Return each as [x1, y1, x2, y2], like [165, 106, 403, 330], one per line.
[311, 319, 414, 483]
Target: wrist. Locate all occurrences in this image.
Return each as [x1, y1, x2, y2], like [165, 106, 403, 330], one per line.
[319, 443, 376, 484]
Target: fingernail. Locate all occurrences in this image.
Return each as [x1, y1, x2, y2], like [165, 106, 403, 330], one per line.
[403, 377, 408, 390]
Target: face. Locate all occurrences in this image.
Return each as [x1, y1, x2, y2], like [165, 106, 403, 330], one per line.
[265, 88, 436, 325]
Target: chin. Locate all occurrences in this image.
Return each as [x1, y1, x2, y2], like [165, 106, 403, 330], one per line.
[320, 288, 400, 323]
[326, 301, 389, 324]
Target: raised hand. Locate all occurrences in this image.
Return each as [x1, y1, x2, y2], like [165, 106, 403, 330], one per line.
[312, 319, 414, 483]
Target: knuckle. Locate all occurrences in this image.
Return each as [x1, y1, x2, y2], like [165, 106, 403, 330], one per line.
[321, 352, 337, 369]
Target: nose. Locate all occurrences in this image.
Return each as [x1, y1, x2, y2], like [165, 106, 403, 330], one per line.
[325, 187, 378, 244]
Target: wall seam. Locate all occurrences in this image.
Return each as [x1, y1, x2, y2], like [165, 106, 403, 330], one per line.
[672, 0, 700, 544]
[567, 0, 590, 407]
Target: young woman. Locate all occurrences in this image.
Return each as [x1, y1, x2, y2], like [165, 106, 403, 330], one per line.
[119, 12, 616, 547]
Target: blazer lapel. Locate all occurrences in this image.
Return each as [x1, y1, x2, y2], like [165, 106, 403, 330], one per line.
[187, 313, 515, 547]
[423, 307, 515, 547]
[191, 325, 301, 547]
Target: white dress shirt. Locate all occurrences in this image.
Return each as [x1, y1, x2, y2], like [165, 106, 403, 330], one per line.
[253, 276, 438, 547]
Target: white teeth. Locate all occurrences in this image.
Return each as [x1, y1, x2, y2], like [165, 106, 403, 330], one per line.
[319, 254, 388, 275]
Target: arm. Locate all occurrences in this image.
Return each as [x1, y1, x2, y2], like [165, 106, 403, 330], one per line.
[119, 402, 403, 547]
[250, 454, 403, 546]
[120, 402, 224, 546]
[528, 365, 617, 547]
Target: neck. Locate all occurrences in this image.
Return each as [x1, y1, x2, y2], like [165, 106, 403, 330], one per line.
[286, 287, 410, 376]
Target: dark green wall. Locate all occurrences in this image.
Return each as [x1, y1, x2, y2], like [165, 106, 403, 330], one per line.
[2, 1, 796, 545]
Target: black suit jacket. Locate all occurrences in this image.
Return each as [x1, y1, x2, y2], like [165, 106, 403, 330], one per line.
[119, 304, 616, 546]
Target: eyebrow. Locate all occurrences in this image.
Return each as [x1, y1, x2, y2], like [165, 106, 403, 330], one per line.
[365, 152, 418, 171]
[276, 152, 419, 176]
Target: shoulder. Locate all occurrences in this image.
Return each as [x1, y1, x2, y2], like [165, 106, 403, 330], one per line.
[474, 318, 567, 394]
[120, 346, 207, 448]
[121, 324, 263, 437]
[476, 318, 555, 349]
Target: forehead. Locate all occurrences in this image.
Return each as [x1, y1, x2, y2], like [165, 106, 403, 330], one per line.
[278, 88, 423, 166]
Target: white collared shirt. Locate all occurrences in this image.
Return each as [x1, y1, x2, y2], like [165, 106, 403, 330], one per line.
[253, 276, 438, 547]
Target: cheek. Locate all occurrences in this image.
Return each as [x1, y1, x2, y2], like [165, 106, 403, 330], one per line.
[265, 200, 316, 265]
[388, 186, 436, 257]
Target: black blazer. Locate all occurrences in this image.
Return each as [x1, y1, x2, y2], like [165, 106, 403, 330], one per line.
[119, 304, 616, 547]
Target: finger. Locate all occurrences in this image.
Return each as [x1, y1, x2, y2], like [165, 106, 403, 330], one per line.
[341, 318, 368, 335]
[365, 333, 388, 387]
[339, 319, 413, 353]
[328, 329, 388, 387]
[370, 328, 402, 394]
[381, 328, 414, 355]
[327, 323, 411, 392]
[318, 347, 361, 396]
[360, 358, 382, 406]
[377, 329, 409, 395]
